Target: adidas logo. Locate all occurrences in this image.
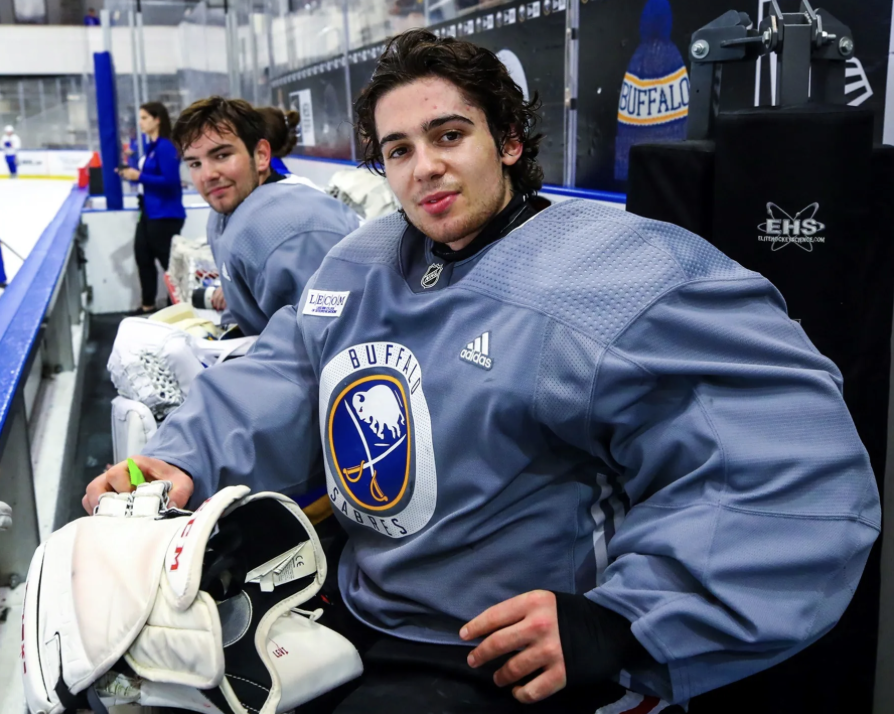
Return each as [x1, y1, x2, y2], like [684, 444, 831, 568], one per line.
[460, 331, 493, 370]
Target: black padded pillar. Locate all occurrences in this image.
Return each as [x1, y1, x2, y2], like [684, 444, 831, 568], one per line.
[626, 107, 894, 714]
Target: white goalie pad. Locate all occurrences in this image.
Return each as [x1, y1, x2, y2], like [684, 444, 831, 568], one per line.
[166, 234, 219, 305]
[110, 395, 158, 464]
[22, 482, 362, 714]
[326, 168, 399, 220]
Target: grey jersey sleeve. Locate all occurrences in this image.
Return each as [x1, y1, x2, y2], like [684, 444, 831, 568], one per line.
[251, 230, 345, 326]
[226, 226, 355, 336]
[537, 275, 880, 702]
[142, 306, 323, 506]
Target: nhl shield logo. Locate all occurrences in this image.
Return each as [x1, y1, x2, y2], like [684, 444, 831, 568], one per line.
[421, 263, 444, 289]
[320, 342, 437, 538]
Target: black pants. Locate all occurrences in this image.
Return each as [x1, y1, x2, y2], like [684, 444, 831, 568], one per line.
[293, 527, 637, 714]
[134, 210, 184, 307]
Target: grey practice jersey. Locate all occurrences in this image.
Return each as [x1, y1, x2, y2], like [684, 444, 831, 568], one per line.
[205, 209, 235, 326]
[212, 176, 360, 335]
[205, 208, 226, 261]
[145, 199, 879, 703]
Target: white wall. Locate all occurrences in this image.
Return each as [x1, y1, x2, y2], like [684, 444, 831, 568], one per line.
[0, 24, 223, 77]
[0, 150, 92, 178]
[177, 22, 228, 76]
[82, 205, 211, 314]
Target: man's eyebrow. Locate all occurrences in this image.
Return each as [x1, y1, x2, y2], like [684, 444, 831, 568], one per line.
[183, 142, 234, 161]
[423, 114, 474, 132]
[379, 131, 406, 147]
[379, 114, 475, 147]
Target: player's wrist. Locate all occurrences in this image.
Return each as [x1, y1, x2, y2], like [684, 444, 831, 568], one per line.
[552, 591, 651, 689]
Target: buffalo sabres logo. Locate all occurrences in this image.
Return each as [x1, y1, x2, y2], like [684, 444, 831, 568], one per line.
[330, 377, 409, 508]
[320, 342, 437, 538]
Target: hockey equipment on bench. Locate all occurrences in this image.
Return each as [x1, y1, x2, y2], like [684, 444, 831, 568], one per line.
[22, 482, 362, 713]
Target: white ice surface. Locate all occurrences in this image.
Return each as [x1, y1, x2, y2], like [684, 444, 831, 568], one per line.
[0, 179, 76, 289]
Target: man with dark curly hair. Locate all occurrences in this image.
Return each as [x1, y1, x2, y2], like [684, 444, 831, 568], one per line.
[86, 29, 878, 714]
[351, 27, 547, 285]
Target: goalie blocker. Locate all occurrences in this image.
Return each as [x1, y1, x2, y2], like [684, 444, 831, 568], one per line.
[21, 482, 362, 714]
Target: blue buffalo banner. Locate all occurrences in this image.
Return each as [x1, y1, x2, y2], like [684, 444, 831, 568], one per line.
[613, 0, 688, 181]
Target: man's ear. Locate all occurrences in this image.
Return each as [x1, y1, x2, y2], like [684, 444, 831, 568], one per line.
[255, 138, 272, 174]
[500, 130, 523, 168]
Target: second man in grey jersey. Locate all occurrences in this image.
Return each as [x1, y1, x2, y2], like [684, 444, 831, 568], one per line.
[177, 97, 361, 335]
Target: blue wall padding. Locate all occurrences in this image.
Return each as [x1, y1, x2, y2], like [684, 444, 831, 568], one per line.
[93, 51, 123, 211]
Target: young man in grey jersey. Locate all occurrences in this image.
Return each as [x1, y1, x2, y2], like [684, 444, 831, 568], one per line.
[85, 29, 879, 713]
[179, 97, 361, 335]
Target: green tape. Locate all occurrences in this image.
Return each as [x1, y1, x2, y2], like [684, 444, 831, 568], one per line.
[127, 458, 146, 487]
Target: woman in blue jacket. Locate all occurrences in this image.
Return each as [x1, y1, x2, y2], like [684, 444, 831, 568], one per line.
[119, 102, 186, 313]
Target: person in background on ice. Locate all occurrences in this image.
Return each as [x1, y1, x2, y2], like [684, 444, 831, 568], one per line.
[3, 125, 21, 179]
[84, 7, 100, 25]
[118, 102, 186, 314]
[0, 238, 7, 288]
[85, 29, 879, 713]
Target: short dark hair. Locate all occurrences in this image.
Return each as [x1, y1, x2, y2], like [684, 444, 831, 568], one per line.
[257, 106, 300, 158]
[171, 96, 266, 156]
[354, 29, 544, 197]
[140, 101, 173, 140]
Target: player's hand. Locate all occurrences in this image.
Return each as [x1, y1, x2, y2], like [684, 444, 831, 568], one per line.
[82, 455, 194, 513]
[211, 286, 227, 311]
[461, 590, 566, 704]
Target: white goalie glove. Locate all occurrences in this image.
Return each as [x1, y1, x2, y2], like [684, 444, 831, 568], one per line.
[107, 317, 206, 418]
[22, 482, 363, 714]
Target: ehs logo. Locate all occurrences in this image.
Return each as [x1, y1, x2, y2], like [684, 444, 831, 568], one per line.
[757, 202, 826, 252]
[320, 342, 437, 538]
